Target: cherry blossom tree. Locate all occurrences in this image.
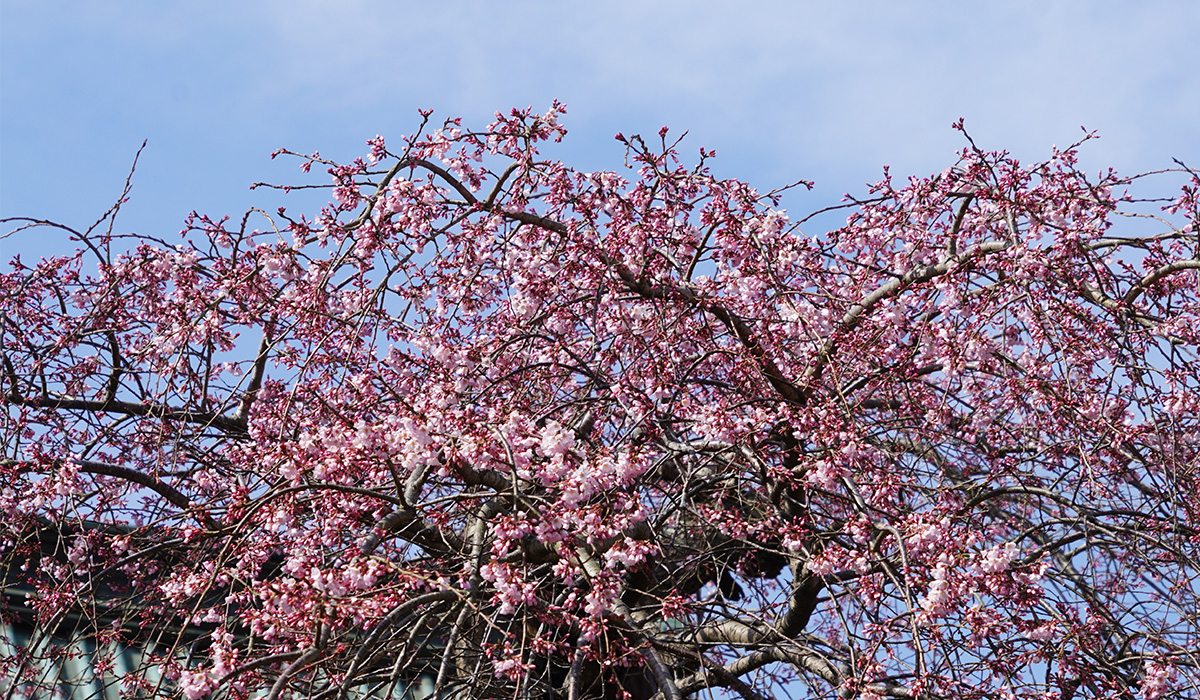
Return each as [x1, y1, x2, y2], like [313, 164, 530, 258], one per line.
[3, 105, 1199, 700]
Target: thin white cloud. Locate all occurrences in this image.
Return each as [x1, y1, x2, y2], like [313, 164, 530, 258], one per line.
[233, 1, 1199, 178]
[3, 0, 1196, 237]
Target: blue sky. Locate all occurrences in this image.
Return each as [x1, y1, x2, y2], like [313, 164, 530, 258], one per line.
[3, 0, 1198, 262]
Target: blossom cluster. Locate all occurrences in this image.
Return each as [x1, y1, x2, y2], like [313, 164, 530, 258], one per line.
[3, 105, 1198, 699]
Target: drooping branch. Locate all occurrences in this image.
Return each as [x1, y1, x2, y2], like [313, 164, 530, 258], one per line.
[6, 393, 249, 434]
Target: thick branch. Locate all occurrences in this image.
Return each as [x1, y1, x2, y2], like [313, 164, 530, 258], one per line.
[235, 322, 274, 423]
[801, 240, 1011, 392]
[8, 458, 220, 531]
[609, 262, 804, 405]
[359, 507, 464, 557]
[6, 393, 248, 435]
[1122, 259, 1200, 305]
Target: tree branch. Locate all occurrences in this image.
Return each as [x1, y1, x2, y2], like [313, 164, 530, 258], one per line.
[6, 393, 248, 435]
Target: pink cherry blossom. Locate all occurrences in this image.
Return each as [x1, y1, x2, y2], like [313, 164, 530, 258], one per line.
[3, 106, 1199, 700]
